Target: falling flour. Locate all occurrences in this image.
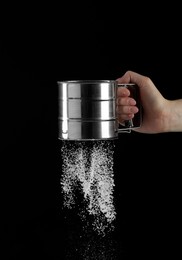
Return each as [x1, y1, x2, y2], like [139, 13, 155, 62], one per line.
[60, 140, 116, 236]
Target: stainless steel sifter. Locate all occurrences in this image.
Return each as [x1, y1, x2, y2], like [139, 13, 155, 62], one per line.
[58, 80, 142, 141]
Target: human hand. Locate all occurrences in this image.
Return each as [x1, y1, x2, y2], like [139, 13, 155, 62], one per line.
[116, 70, 168, 133]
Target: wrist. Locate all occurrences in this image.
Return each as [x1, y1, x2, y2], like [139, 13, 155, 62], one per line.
[166, 99, 182, 132]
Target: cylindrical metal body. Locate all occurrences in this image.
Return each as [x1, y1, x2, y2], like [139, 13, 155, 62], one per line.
[58, 80, 141, 140]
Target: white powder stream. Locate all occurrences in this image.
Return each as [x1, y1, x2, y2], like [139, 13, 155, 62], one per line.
[60, 141, 116, 236]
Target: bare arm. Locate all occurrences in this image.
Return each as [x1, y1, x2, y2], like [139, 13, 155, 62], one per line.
[116, 71, 182, 133]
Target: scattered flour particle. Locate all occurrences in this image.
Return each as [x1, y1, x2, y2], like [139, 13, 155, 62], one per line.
[60, 141, 116, 236]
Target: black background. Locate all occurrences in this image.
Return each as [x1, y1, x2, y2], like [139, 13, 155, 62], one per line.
[2, 3, 182, 259]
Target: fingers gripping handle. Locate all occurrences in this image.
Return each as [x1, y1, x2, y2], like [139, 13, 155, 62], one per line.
[117, 83, 142, 133]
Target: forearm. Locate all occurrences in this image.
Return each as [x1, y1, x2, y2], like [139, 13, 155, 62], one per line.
[167, 99, 182, 132]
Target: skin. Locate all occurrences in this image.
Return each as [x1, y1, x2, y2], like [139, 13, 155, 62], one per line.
[116, 71, 182, 133]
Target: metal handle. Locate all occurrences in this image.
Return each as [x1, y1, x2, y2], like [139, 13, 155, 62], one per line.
[117, 83, 140, 133]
